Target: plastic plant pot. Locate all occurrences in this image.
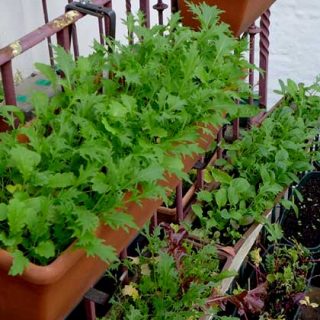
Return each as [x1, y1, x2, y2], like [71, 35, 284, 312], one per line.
[177, 0, 276, 37]
[0, 122, 220, 320]
[281, 171, 320, 253]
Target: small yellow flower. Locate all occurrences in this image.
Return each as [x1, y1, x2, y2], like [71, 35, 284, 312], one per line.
[140, 263, 151, 276]
[300, 296, 319, 308]
[250, 248, 262, 267]
[122, 284, 140, 300]
[6, 184, 23, 194]
[170, 223, 179, 233]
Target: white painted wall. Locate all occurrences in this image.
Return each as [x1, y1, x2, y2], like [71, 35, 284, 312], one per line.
[268, 0, 320, 105]
[0, 1, 319, 107]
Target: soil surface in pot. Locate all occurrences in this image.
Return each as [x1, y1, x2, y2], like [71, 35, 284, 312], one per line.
[283, 175, 320, 248]
[296, 287, 320, 320]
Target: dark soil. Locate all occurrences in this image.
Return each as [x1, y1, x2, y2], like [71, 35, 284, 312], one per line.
[282, 175, 320, 249]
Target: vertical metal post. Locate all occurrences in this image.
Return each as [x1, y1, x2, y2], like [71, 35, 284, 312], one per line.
[232, 117, 240, 140]
[120, 249, 129, 284]
[140, 0, 150, 28]
[171, 0, 178, 13]
[103, 0, 113, 41]
[67, 0, 80, 59]
[153, 1, 168, 25]
[41, 0, 55, 67]
[196, 157, 204, 190]
[125, 0, 133, 44]
[98, 18, 105, 45]
[1, 62, 16, 106]
[84, 299, 96, 320]
[126, 0, 132, 14]
[248, 24, 257, 105]
[57, 27, 71, 52]
[176, 182, 183, 222]
[259, 9, 271, 108]
[150, 211, 158, 231]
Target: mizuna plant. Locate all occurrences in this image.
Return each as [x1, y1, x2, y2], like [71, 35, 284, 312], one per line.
[0, 5, 254, 275]
[193, 79, 320, 244]
[106, 224, 235, 319]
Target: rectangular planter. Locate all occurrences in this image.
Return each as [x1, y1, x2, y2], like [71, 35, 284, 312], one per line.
[0, 123, 220, 320]
[178, 0, 276, 36]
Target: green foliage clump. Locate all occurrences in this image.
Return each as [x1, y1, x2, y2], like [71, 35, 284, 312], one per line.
[0, 4, 252, 275]
[193, 78, 320, 243]
[106, 225, 235, 319]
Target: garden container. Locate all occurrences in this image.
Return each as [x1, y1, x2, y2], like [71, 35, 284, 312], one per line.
[294, 273, 320, 320]
[281, 171, 320, 253]
[103, 226, 236, 319]
[177, 0, 276, 37]
[0, 123, 219, 320]
[218, 245, 315, 320]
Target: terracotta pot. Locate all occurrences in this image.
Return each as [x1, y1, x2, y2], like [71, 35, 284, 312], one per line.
[178, 0, 276, 37]
[0, 123, 219, 320]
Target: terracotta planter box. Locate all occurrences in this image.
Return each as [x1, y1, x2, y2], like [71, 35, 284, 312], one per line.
[178, 0, 276, 37]
[0, 123, 219, 320]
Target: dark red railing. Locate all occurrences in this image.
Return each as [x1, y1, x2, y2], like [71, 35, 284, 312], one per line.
[0, 0, 113, 106]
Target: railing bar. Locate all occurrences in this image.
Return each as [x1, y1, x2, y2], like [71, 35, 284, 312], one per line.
[98, 17, 105, 45]
[0, 0, 111, 66]
[41, 0, 55, 67]
[259, 9, 271, 108]
[1, 62, 16, 106]
[153, 0, 169, 25]
[139, 0, 150, 28]
[248, 24, 256, 105]
[57, 27, 72, 52]
[171, 0, 178, 13]
[103, 0, 113, 42]
[126, 0, 133, 44]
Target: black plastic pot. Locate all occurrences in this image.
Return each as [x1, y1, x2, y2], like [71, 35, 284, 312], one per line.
[294, 264, 320, 320]
[280, 171, 320, 253]
[225, 244, 315, 320]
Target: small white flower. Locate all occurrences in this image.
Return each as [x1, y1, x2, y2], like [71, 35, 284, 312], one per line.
[128, 256, 140, 265]
[140, 263, 151, 276]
